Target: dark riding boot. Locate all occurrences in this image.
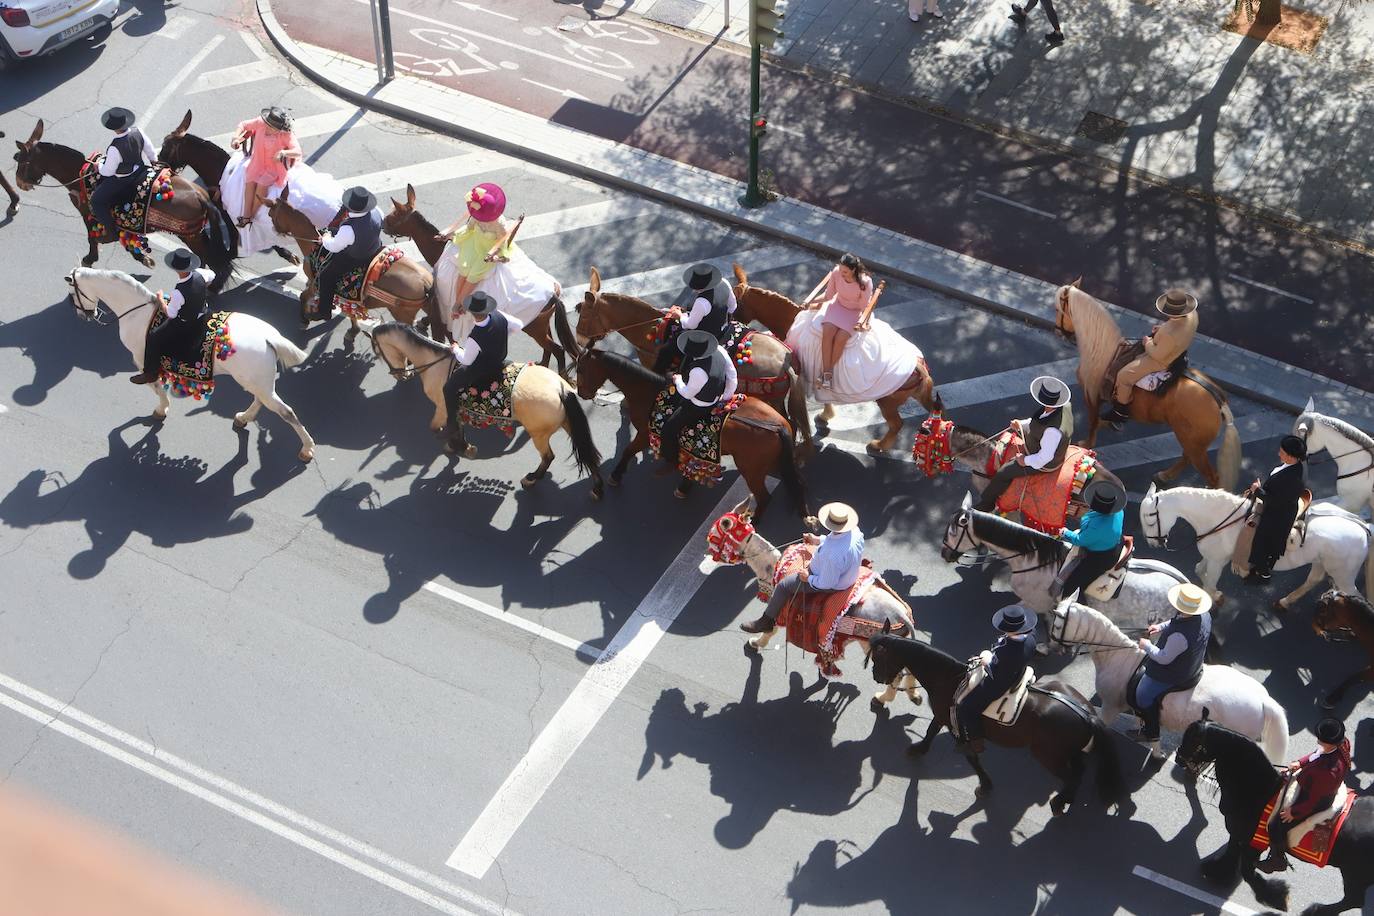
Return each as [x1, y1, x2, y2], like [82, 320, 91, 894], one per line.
[129, 371, 158, 385]
[1256, 848, 1289, 874]
[739, 614, 776, 634]
[1126, 702, 1162, 743]
[1100, 399, 1130, 426]
[1244, 567, 1272, 583]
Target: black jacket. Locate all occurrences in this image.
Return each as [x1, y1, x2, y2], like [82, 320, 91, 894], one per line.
[1252, 461, 1306, 564]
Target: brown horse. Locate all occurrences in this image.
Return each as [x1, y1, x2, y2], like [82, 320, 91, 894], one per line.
[379, 183, 578, 371]
[574, 266, 812, 454]
[1054, 283, 1241, 489]
[731, 264, 942, 453]
[0, 130, 18, 217]
[266, 189, 438, 338]
[573, 347, 807, 519]
[1312, 590, 1374, 710]
[12, 120, 238, 290]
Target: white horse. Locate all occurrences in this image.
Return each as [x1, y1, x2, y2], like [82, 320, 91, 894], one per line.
[1048, 597, 1288, 762]
[1139, 484, 1373, 610]
[66, 268, 317, 462]
[1294, 399, 1374, 518]
[941, 495, 1189, 630]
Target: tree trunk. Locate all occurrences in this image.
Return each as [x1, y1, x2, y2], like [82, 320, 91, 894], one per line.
[1256, 0, 1282, 25]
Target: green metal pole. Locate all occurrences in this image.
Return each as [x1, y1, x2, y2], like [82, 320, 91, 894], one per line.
[741, 42, 763, 208]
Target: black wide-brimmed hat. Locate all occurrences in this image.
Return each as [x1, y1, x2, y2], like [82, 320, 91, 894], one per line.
[1030, 375, 1071, 408]
[464, 291, 498, 318]
[261, 106, 292, 131]
[1315, 718, 1345, 745]
[341, 186, 376, 214]
[164, 248, 201, 272]
[1280, 434, 1308, 461]
[676, 329, 715, 360]
[101, 107, 135, 131]
[993, 604, 1037, 634]
[1155, 287, 1198, 318]
[1084, 478, 1127, 515]
[683, 263, 722, 292]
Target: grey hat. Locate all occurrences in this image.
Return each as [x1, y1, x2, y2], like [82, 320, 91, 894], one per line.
[164, 248, 201, 272]
[261, 106, 292, 131]
[1155, 288, 1198, 318]
[464, 291, 498, 318]
[341, 186, 376, 214]
[993, 604, 1037, 634]
[1031, 375, 1071, 408]
[101, 107, 135, 131]
[684, 263, 722, 292]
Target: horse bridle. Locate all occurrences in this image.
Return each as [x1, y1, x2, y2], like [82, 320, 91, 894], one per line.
[1046, 604, 1148, 653]
[67, 272, 156, 326]
[1141, 491, 1248, 552]
[368, 333, 453, 380]
[1053, 287, 1074, 340]
[1298, 422, 1374, 480]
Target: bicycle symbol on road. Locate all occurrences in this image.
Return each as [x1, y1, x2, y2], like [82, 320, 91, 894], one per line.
[393, 28, 500, 78]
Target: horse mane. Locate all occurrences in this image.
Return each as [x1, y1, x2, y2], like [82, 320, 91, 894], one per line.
[181, 132, 227, 157]
[77, 268, 153, 300]
[741, 285, 799, 311]
[376, 321, 449, 355]
[592, 349, 666, 387]
[1065, 602, 1133, 648]
[598, 291, 662, 315]
[1160, 487, 1243, 508]
[1065, 288, 1124, 395]
[403, 207, 440, 237]
[1194, 720, 1278, 783]
[1316, 415, 1374, 456]
[871, 634, 962, 676]
[34, 141, 86, 164]
[970, 510, 1066, 565]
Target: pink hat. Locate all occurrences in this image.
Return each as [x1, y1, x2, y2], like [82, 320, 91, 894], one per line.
[465, 183, 506, 222]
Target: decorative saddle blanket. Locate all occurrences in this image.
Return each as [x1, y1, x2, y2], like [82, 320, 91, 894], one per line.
[648, 389, 746, 484]
[307, 246, 408, 319]
[1055, 537, 1135, 601]
[954, 665, 1037, 725]
[1250, 784, 1355, 867]
[152, 311, 235, 400]
[653, 314, 790, 399]
[78, 156, 180, 257]
[988, 431, 1098, 533]
[452, 362, 528, 436]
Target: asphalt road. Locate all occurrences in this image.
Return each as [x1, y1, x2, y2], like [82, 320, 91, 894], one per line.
[1, 3, 1371, 914]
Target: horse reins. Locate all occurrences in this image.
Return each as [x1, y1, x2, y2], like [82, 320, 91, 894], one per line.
[69, 274, 157, 326]
[1142, 494, 1248, 552]
[370, 335, 454, 380]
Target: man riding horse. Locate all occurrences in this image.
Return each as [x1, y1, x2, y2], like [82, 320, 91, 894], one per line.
[955, 604, 1038, 755]
[443, 291, 523, 420]
[1101, 287, 1199, 427]
[655, 329, 737, 477]
[1127, 583, 1211, 747]
[974, 376, 1073, 513]
[738, 502, 866, 635]
[1257, 717, 1353, 873]
[309, 185, 383, 323]
[652, 264, 739, 373]
[129, 248, 213, 386]
[91, 108, 156, 238]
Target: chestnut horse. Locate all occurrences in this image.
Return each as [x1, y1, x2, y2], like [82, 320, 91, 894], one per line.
[730, 264, 942, 453]
[12, 120, 237, 291]
[573, 347, 807, 519]
[1312, 590, 1374, 710]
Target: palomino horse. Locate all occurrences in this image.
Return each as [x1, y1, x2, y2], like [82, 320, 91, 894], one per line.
[698, 496, 921, 711]
[379, 184, 578, 371]
[266, 191, 438, 338]
[1312, 590, 1374, 710]
[1139, 484, 1373, 611]
[574, 266, 812, 452]
[12, 120, 238, 291]
[1053, 283, 1240, 489]
[1048, 597, 1287, 762]
[66, 267, 317, 462]
[370, 323, 604, 498]
[573, 347, 807, 519]
[867, 632, 1124, 814]
[731, 264, 943, 452]
[1294, 399, 1374, 517]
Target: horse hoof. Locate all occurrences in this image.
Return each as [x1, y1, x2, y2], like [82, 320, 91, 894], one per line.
[152, 409, 168, 421]
[520, 475, 538, 489]
[232, 417, 248, 430]
[975, 784, 992, 798]
[870, 698, 885, 713]
[743, 642, 760, 657]
[865, 439, 890, 454]
[82, 257, 96, 267]
[1050, 797, 1068, 817]
[463, 444, 478, 459]
[299, 448, 314, 463]
[909, 692, 923, 706]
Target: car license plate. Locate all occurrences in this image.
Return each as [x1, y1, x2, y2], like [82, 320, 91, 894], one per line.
[57, 16, 96, 39]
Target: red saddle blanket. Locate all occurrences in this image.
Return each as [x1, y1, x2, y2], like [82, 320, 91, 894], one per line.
[987, 431, 1098, 533]
[1249, 789, 1356, 867]
[770, 543, 881, 671]
[307, 247, 408, 319]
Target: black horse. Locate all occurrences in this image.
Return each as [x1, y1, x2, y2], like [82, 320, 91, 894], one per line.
[867, 633, 1123, 815]
[1178, 717, 1374, 914]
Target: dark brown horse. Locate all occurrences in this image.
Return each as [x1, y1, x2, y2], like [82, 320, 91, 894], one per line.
[0, 130, 18, 217]
[1313, 590, 1374, 710]
[867, 632, 1124, 815]
[12, 120, 237, 290]
[573, 347, 807, 519]
[731, 263, 943, 452]
[379, 183, 578, 371]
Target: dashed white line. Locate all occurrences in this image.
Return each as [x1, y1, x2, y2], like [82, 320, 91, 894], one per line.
[1132, 866, 1259, 915]
[340, 151, 516, 194]
[1226, 273, 1315, 305]
[142, 35, 225, 126]
[186, 59, 283, 94]
[973, 190, 1058, 220]
[421, 581, 599, 660]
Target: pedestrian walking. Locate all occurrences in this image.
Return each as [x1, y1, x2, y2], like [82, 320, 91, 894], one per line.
[1010, 0, 1063, 43]
[908, 0, 943, 21]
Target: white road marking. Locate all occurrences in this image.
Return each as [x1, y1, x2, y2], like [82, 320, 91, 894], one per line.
[446, 478, 751, 878]
[1132, 866, 1258, 915]
[520, 78, 589, 101]
[452, 0, 519, 20]
[518, 197, 659, 241]
[563, 246, 809, 301]
[973, 190, 1058, 220]
[1226, 273, 1315, 305]
[0, 672, 517, 916]
[422, 581, 599, 661]
[210, 109, 369, 146]
[142, 34, 226, 126]
[150, 14, 196, 40]
[1091, 409, 1290, 469]
[186, 59, 283, 95]
[340, 151, 516, 194]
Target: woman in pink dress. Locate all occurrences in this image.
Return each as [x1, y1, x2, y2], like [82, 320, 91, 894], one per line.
[806, 253, 873, 389]
[229, 106, 301, 228]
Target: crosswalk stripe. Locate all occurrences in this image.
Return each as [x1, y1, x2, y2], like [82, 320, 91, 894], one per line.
[563, 246, 811, 302]
[209, 109, 370, 146]
[186, 59, 282, 94]
[518, 198, 661, 242]
[340, 151, 516, 195]
[1091, 408, 1290, 469]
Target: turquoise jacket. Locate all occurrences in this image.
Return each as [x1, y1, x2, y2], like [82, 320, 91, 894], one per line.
[1061, 509, 1124, 552]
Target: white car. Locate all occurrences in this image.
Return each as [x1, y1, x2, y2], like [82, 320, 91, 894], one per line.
[0, 0, 118, 68]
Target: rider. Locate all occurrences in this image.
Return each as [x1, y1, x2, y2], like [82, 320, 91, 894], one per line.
[808, 253, 874, 391]
[229, 106, 301, 228]
[974, 376, 1074, 513]
[955, 604, 1038, 754]
[651, 263, 739, 373]
[437, 182, 511, 320]
[1101, 287, 1198, 426]
[1127, 583, 1211, 746]
[654, 329, 738, 477]
[129, 248, 213, 385]
[1054, 478, 1127, 599]
[91, 108, 156, 237]
[311, 186, 383, 323]
[1257, 717, 1352, 874]
[443, 291, 524, 415]
[739, 502, 866, 634]
[1244, 434, 1308, 583]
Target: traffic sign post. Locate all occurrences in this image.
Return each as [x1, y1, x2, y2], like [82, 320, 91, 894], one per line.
[741, 0, 783, 208]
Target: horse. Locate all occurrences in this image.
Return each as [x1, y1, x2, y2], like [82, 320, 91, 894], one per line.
[266, 190, 438, 338]
[1312, 590, 1374, 710]
[157, 109, 299, 267]
[572, 347, 807, 519]
[1178, 716, 1374, 915]
[12, 120, 238, 291]
[1139, 484, 1373, 611]
[941, 496, 1189, 630]
[698, 495, 922, 710]
[1294, 400, 1374, 518]
[574, 266, 812, 453]
[867, 632, 1124, 814]
[379, 183, 578, 371]
[66, 267, 317, 462]
[369, 323, 603, 497]
[1052, 282, 1241, 489]
[731, 264, 943, 452]
[1048, 597, 1288, 762]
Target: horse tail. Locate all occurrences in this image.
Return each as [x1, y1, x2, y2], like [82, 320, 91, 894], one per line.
[1216, 401, 1241, 491]
[200, 196, 238, 288]
[1088, 714, 1125, 806]
[785, 366, 812, 450]
[1258, 693, 1290, 764]
[774, 426, 810, 518]
[559, 388, 602, 479]
[266, 331, 309, 369]
[551, 296, 580, 360]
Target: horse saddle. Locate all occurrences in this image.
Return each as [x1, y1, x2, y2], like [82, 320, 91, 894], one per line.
[1125, 659, 1203, 718]
[1057, 536, 1135, 602]
[1282, 782, 1353, 856]
[1104, 340, 1187, 398]
[955, 665, 1037, 725]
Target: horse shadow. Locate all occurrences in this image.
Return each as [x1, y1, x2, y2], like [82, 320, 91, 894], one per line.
[0, 296, 138, 406]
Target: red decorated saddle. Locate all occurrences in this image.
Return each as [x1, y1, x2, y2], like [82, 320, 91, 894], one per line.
[653, 312, 791, 399]
[1249, 786, 1356, 867]
[306, 247, 412, 319]
[768, 543, 892, 675]
[985, 431, 1098, 533]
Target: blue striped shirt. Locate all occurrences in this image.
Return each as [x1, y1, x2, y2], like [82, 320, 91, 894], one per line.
[807, 529, 865, 591]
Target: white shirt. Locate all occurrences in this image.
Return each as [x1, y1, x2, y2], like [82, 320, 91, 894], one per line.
[673, 346, 737, 407]
[98, 129, 157, 178]
[450, 313, 525, 365]
[321, 210, 369, 253]
[165, 268, 215, 318]
[680, 284, 737, 330]
[1020, 411, 1063, 470]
